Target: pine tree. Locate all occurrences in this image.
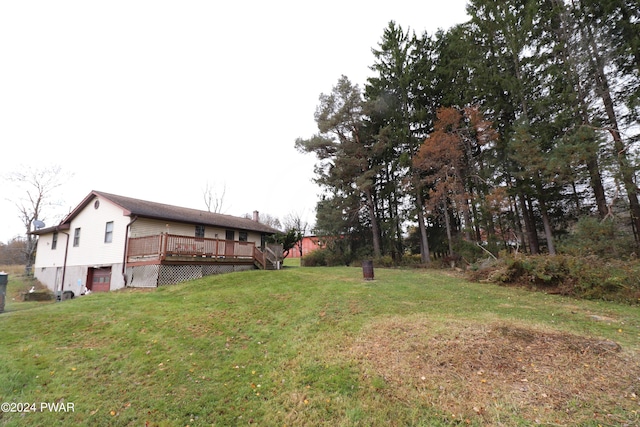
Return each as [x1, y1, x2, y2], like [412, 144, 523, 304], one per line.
[296, 76, 384, 257]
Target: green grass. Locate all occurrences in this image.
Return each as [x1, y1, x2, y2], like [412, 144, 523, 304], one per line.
[0, 266, 638, 426]
[282, 257, 300, 267]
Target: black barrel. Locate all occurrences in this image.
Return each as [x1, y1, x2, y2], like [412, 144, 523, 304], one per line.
[362, 260, 374, 280]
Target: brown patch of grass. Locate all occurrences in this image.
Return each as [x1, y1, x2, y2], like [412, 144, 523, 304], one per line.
[0, 264, 26, 275]
[349, 317, 640, 425]
[269, 293, 293, 301]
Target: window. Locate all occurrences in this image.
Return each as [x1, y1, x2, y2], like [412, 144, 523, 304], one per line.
[195, 225, 205, 238]
[73, 228, 81, 247]
[52, 232, 58, 250]
[239, 231, 248, 242]
[104, 221, 114, 243]
[225, 230, 235, 241]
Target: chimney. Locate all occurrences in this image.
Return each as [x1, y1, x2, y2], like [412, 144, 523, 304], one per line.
[253, 210, 259, 222]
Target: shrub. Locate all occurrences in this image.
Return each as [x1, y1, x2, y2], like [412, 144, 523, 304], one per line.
[450, 238, 488, 265]
[373, 256, 395, 268]
[400, 253, 427, 267]
[557, 216, 637, 260]
[475, 254, 640, 304]
[301, 248, 351, 267]
[301, 249, 328, 267]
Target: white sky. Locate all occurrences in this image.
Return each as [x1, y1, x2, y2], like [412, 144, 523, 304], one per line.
[0, 1, 469, 243]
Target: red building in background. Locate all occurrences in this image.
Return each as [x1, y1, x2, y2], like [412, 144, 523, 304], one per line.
[288, 235, 324, 258]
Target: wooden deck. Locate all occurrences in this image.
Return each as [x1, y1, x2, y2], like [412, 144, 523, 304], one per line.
[126, 233, 271, 269]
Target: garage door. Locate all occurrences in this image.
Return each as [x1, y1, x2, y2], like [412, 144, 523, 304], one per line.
[89, 267, 111, 292]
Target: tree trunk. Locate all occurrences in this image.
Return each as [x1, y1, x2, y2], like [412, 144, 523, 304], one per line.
[470, 195, 483, 242]
[586, 155, 608, 218]
[520, 193, 539, 254]
[462, 197, 473, 241]
[510, 194, 526, 253]
[416, 189, 431, 265]
[25, 234, 36, 275]
[391, 185, 404, 260]
[584, 17, 640, 242]
[364, 188, 382, 258]
[552, 0, 609, 218]
[540, 204, 556, 255]
[536, 181, 556, 255]
[598, 90, 640, 243]
[443, 200, 454, 256]
[526, 196, 541, 254]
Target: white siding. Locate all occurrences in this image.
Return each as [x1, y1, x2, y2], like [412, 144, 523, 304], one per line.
[33, 233, 67, 270]
[65, 196, 129, 266]
[34, 196, 130, 292]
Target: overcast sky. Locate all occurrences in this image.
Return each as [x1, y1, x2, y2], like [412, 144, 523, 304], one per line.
[0, 1, 470, 243]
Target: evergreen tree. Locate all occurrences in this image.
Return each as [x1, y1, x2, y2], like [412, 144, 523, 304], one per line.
[365, 21, 440, 263]
[296, 76, 384, 257]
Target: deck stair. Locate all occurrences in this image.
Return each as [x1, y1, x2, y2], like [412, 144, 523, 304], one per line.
[254, 244, 283, 270]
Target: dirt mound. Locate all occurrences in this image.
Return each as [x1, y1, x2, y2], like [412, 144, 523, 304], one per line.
[350, 317, 639, 425]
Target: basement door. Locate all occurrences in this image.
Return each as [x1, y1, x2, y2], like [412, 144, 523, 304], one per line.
[54, 267, 63, 293]
[88, 267, 111, 292]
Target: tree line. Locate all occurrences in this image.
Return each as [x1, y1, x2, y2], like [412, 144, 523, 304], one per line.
[296, 0, 639, 264]
[0, 237, 27, 265]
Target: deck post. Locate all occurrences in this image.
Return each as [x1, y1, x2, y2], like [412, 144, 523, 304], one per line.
[161, 233, 167, 261]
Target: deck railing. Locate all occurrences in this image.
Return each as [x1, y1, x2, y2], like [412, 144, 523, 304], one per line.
[253, 246, 266, 269]
[127, 233, 257, 261]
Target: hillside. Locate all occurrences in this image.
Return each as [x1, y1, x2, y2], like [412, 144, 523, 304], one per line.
[1, 267, 638, 426]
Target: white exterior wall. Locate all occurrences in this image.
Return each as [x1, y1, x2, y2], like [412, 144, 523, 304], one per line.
[33, 232, 67, 271]
[65, 196, 129, 266]
[34, 196, 130, 293]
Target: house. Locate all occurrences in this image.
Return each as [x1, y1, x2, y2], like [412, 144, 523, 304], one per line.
[31, 191, 281, 296]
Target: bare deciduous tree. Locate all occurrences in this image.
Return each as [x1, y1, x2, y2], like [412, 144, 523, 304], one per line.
[243, 212, 282, 230]
[283, 211, 309, 258]
[202, 181, 226, 213]
[4, 165, 71, 273]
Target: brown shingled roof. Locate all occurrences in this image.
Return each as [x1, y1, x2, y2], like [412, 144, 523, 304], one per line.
[41, 190, 280, 235]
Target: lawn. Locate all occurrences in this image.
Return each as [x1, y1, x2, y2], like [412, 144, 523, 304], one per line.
[0, 265, 638, 426]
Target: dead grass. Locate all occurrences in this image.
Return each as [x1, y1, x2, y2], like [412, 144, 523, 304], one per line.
[349, 316, 640, 426]
[0, 264, 26, 276]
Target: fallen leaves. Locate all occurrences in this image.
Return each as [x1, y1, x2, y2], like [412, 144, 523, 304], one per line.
[348, 318, 639, 425]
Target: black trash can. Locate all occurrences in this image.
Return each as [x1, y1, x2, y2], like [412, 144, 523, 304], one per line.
[362, 260, 374, 280]
[56, 290, 75, 301]
[0, 272, 8, 313]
